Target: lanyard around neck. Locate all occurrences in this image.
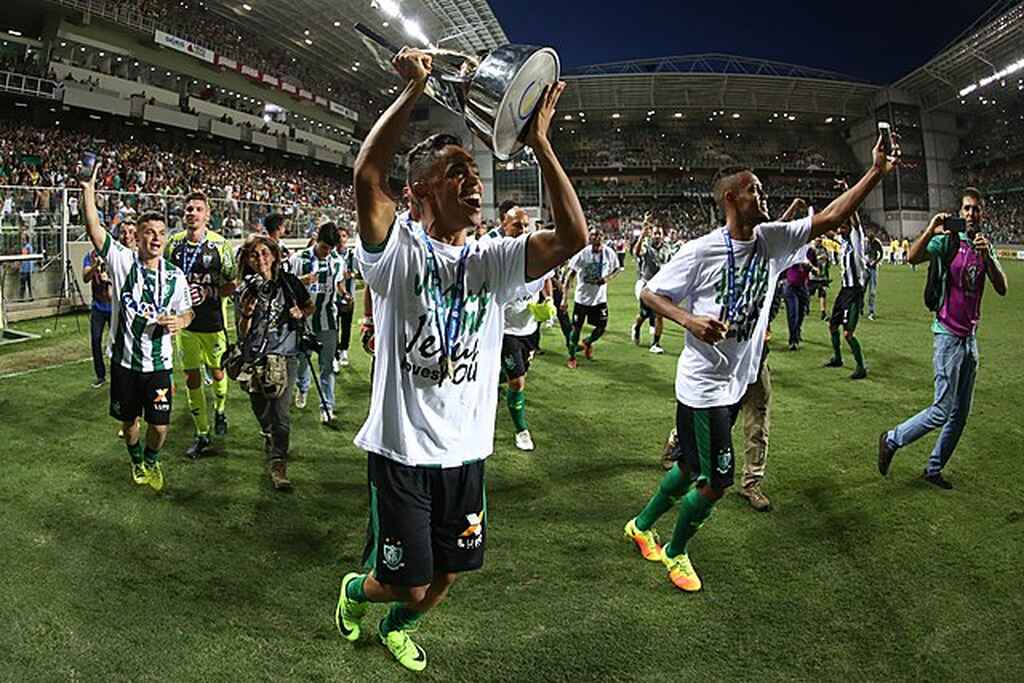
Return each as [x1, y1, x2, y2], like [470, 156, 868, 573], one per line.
[418, 225, 470, 385]
[721, 228, 760, 324]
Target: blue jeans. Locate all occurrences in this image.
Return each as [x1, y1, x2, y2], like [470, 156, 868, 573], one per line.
[296, 329, 338, 410]
[865, 267, 878, 316]
[782, 283, 808, 345]
[887, 333, 978, 475]
[90, 307, 111, 381]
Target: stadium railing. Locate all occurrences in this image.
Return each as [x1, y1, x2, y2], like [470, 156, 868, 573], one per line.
[0, 71, 61, 99]
[0, 185, 353, 308]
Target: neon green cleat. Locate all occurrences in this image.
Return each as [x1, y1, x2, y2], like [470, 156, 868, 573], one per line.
[379, 619, 427, 672]
[131, 463, 147, 485]
[334, 572, 368, 642]
[624, 518, 663, 561]
[143, 462, 164, 493]
[660, 547, 702, 592]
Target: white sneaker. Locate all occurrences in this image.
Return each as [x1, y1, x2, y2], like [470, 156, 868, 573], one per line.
[515, 430, 535, 451]
[332, 357, 342, 374]
[295, 391, 307, 409]
[320, 407, 332, 425]
[338, 350, 350, 367]
[649, 344, 665, 354]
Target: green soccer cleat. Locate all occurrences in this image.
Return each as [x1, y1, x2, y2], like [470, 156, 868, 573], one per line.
[379, 619, 427, 672]
[624, 518, 663, 561]
[143, 462, 164, 493]
[334, 573, 368, 642]
[131, 463, 147, 485]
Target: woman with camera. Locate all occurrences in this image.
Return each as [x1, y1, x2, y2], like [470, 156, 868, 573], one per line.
[233, 235, 314, 491]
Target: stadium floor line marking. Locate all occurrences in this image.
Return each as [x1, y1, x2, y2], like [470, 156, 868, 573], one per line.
[0, 357, 90, 380]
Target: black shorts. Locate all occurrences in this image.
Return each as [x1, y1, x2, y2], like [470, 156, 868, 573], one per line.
[674, 400, 742, 491]
[501, 333, 534, 381]
[830, 286, 864, 331]
[573, 302, 608, 328]
[109, 363, 173, 425]
[362, 453, 486, 586]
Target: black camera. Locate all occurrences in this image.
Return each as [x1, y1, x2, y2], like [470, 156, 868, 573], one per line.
[299, 331, 323, 355]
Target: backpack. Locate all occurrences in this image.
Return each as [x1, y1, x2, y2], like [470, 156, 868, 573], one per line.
[923, 231, 960, 312]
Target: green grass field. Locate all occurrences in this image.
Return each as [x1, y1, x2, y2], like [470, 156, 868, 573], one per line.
[2, 260, 1022, 682]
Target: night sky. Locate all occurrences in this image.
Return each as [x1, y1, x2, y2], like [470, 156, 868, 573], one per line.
[490, 0, 997, 83]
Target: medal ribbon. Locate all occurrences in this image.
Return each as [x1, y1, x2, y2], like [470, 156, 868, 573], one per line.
[721, 227, 760, 324]
[418, 226, 470, 385]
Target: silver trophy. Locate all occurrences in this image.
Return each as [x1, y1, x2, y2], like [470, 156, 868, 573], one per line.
[355, 23, 560, 161]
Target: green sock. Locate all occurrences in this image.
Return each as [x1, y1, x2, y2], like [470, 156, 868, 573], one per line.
[848, 335, 865, 369]
[568, 329, 579, 358]
[212, 376, 228, 413]
[635, 463, 691, 530]
[380, 604, 424, 635]
[345, 574, 368, 603]
[143, 447, 159, 466]
[830, 329, 842, 361]
[665, 488, 715, 557]
[187, 385, 210, 436]
[507, 389, 528, 432]
[127, 441, 144, 465]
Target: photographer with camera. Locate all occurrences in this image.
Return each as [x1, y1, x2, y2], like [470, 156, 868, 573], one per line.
[234, 235, 314, 491]
[290, 221, 346, 424]
[82, 243, 113, 388]
[878, 188, 1007, 489]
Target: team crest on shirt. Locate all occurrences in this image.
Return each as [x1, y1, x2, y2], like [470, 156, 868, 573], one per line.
[457, 511, 485, 550]
[382, 539, 404, 571]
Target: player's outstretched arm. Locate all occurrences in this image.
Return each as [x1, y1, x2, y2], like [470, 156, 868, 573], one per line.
[810, 136, 898, 240]
[523, 82, 588, 280]
[79, 164, 110, 254]
[354, 47, 429, 248]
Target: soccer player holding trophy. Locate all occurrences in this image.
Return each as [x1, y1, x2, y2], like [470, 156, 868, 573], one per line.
[333, 41, 586, 672]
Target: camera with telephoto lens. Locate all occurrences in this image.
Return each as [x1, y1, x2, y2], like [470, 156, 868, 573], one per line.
[299, 331, 323, 355]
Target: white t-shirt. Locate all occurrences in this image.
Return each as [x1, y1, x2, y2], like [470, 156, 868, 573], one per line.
[569, 244, 620, 305]
[503, 275, 547, 338]
[354, 214, 529, 468]
[647, 217, 812, 408]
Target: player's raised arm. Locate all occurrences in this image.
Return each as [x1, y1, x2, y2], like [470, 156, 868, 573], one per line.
[810, 136, 899, 240]
[523, 82, 588, 280]
[353, 47, 431, 248]
[79, 164, 110, 254]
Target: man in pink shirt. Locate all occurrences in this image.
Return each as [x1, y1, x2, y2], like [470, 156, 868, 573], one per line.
[878, 188, 1008, 489]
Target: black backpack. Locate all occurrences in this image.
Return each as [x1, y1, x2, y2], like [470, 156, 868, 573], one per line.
[923, 231, 960, 312]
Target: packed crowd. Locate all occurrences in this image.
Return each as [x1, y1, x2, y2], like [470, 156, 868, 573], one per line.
[956, 160, 1024, 244]
[99, 0, 376, 121]
[0, 121, 355, 232]
[553, 122, 859, 173]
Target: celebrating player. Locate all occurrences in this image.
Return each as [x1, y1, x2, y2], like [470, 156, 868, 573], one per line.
[165, 192, 236, 458]
[563, 228, 622, 368]
[333, 47, 586, 672]
[80, 164, 193, 492]
[824, 182, 869, 380]
[623, 136, 899, 593]
[632, 219, 673, 354]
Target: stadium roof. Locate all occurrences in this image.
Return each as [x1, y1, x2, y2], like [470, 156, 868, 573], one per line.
[893, 1, 1024, 111]
[562, 55, 882, 121]
[202, 0, 507, 94]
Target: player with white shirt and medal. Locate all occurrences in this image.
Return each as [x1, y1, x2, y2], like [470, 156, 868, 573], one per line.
[623, 136, 900, 594]
[333, 47, 587, 672]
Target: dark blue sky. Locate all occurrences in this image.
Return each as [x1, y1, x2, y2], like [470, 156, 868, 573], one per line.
[490, 0, 996, 83]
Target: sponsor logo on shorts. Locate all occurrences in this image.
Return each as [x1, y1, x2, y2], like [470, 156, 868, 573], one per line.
[382, 539, 404, 571]
[457, 511, 484, 550]
[152, 387, 171, 411]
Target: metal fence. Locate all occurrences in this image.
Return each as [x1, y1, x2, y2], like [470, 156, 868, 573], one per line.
[1, 185, 354, 306]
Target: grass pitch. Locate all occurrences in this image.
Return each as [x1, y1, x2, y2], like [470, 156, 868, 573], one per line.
[1, 261, 1022, 682]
